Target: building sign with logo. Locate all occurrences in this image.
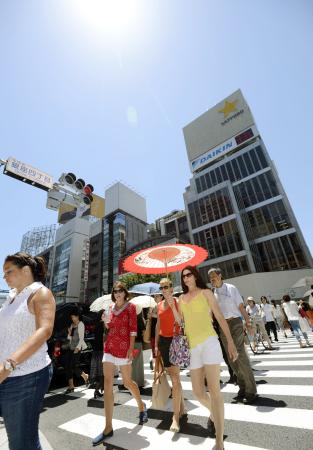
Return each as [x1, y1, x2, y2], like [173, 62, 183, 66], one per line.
[183, 89, 258, 168]
[4, 157, 53, 191]
[190, 125, 258, 172]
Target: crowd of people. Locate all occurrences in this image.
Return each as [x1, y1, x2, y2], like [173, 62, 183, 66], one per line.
[0, 251, 312, 450]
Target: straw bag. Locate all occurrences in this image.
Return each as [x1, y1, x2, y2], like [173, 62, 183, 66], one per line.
[169, 321, 190, 369]
[151, 354, 171, 410]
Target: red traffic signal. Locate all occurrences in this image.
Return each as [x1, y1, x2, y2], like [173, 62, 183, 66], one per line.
[83, 184, 94, 196]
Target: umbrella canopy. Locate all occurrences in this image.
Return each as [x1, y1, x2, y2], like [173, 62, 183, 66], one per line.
[129, 282, 161, 295]
[292, 277, 313, 288]
[123, 243, 208, 274]
[89, 294, 113, 312]
[129, 295, 156, 309]
[303, 289, 313, 298]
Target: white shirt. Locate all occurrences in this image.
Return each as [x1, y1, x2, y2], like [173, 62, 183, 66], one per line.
[261, 303, 275, 322]
[246, 304, 263, 322]
[282, 301, 300, 321]
[0, 282, 51, 377]
[213, 283, 243, 319]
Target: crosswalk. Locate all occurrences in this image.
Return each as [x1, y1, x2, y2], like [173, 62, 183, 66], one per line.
[54, 332, 313, 450]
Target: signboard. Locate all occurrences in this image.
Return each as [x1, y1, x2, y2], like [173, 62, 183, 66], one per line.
[58, 194, 105, 224]
[183, 89, 257, 164]
[190, 125, 258, 172]
[4, 157, 53, 191]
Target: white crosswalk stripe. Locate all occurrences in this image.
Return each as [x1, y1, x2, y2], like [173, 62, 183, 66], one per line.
[56, 332, 313, 449]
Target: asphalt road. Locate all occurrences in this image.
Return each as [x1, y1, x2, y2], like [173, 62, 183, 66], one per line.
[39, 332, 313, 450]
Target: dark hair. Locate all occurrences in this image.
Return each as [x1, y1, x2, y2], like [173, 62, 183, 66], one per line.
[4, 252, 47, 282]
[181, 265, 207, 294]
[261, 296, 269, 303]
[302, 302, 309, 312]
[282, 294, 291, 302]
[69, 306, 82, 321]
[111, 281, 129, 303]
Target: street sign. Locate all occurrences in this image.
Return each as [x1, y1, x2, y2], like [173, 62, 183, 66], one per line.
[3, 157, 53, 191]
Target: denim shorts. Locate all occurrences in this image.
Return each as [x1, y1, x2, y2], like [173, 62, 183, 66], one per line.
[0, 364, 53, 450]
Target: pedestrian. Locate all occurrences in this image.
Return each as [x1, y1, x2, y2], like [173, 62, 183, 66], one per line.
[260, 296, 278, 342]
[148, 292, 163, 371]
[297, 301, 312, 334]
[154, 278, 186, 433]
[179, 266, 238, 450]
[131, 306, 145, 388]
[305, 303, 313, 331]
[90, 309, 106, 399]
[0, 252, 55, 450]
[64, 308, 89, 393]
[272, 302, 288, 338]
[208, 267, 258, 405]
[246, 297, 273, 350]
[282, 295, 310, 348]
[92, 281, 148, 447]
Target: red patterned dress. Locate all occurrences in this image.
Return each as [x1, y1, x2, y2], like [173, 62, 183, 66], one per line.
[104, 302, 137, 358]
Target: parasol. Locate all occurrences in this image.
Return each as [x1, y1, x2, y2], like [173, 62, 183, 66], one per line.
[129, 295, 156, 309]
[89, 294, 113, 312]
[129, 282, 160, 295]
[123, 243, 208, 275]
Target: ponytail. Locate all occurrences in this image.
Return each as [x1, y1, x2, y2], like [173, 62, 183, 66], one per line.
[5, 252, 47, 283]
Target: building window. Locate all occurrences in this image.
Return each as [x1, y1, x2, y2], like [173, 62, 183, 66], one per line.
[200, 255, 250, 281]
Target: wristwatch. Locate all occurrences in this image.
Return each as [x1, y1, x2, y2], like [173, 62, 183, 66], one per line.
[3, 359, 16, 372]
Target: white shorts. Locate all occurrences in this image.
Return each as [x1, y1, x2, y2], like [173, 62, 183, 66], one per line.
[189, 335, 223, 370]
[102, 352, 131, 366]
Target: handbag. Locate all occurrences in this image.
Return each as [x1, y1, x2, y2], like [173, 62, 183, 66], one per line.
[169, 320, 190, 369]
[151, 354, 171, 410]
[143, 317, 152, 343]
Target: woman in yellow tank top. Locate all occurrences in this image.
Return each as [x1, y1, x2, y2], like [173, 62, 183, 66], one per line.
[178, 265, 237, 450]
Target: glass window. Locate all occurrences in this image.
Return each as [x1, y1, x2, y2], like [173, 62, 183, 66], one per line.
[205, 172, 212, 189]
[255, 146, 268, 168]
[249, 148, 261, 171]
[226, 162, 235, 182]
[237, 155, 248, 178]
[200, 175, 206, 192]
[220, 164, 228, 181]
[232, 159, 241, 180]
[195, 178, 201, 193]
[210, 170, 217, 186]
[215, 166, 223, 184]
[243, 152, 254, 175]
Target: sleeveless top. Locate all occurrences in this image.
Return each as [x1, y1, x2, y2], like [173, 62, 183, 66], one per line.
[158, 299, 180, 337]
[180, 291, 216, 349]
[0, 281, 51, 377]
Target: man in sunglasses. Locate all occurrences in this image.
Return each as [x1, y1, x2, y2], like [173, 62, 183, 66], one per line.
[208, 267, 257, 405]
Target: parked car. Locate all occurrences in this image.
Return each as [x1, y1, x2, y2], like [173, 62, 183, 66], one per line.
[48, 302, 98, 378]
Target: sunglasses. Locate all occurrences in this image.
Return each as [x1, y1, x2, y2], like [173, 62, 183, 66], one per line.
[160, 285, 171, 290]
[113, 288, 124, 294]
[182, 272, 193, 279]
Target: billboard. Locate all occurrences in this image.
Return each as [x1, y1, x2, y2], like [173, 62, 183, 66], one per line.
[58, 194, 105, 224]
[183, 89, 257, 167]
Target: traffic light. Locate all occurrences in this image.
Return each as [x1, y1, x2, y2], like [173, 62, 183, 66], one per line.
[61, 173, 94, 205]
[82, 184, 94, 205]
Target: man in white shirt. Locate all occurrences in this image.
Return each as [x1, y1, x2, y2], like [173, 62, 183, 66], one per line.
[208, 268, 257, 405]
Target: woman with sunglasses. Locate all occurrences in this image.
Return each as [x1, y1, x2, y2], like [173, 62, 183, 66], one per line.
[155, 278, 186, 433]
[92, 282, 148, 447]
[179, 266, 237, 450]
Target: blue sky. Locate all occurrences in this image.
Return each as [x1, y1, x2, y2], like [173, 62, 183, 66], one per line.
[1, 0, 312, 289]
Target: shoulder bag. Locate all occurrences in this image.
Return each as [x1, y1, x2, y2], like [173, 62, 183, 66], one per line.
[151, 353, 171, 410]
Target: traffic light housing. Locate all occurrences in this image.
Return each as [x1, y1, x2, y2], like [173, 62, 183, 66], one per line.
[61, 173, 94, 205]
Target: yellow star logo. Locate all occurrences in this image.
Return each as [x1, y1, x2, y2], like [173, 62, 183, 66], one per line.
[218, 100, 238, 118]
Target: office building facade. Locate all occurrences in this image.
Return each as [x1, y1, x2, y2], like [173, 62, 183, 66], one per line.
[183, 90, 312, 284]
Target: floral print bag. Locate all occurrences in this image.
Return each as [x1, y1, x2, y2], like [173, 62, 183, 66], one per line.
[169, 320, 190, 369]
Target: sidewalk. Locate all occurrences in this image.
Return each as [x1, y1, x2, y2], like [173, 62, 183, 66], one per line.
[0, 421, 53, 449]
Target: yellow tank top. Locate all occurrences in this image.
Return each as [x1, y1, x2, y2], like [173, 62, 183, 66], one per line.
[180, 291, 216, 349]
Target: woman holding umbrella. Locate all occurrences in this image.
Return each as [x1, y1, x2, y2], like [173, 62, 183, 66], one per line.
[155, 278, 186, 433]
[179, 266, 238, 450]
[92, 281, 148, 447]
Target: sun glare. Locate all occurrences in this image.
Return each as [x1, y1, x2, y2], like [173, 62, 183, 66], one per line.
[75, 0, 141, 38]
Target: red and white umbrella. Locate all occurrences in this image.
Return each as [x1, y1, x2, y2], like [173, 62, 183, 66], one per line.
[123, 243, 208, 274]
